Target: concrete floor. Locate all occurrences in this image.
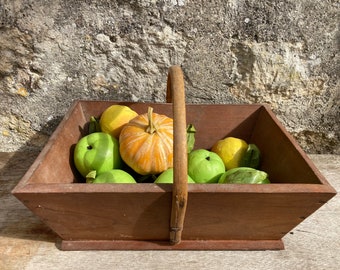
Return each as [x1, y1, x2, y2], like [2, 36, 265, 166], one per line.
[1, 152, 339, 270]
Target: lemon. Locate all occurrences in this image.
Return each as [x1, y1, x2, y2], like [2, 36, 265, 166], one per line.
[99, 105, 138, 138]
[211, 137, 248, 170]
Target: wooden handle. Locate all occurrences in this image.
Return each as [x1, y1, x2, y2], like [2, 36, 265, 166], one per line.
[166, 66, 188, 245]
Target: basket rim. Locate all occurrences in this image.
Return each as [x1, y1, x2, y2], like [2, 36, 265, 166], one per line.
[12, 181, 336, 195]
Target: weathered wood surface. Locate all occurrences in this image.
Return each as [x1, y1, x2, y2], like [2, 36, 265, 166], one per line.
[1, 152, 339, 270]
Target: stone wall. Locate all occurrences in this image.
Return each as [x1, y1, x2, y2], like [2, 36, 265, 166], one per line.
[0, 0, 339, 153]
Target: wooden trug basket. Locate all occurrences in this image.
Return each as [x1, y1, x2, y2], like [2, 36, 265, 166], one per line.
[12, 66, 336, 250]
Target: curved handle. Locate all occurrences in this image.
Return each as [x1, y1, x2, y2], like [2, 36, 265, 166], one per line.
[166, 65, 188, 245]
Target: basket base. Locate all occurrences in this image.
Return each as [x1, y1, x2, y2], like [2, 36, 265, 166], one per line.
[59, 239, 284, 251]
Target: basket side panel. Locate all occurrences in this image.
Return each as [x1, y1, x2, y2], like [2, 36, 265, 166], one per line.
[183, 191, 332, 241]
[185, 104, 262, 150]
[14, 191, 172, 241]
[80, 101, 174, 120]
[29, 102, 86, 184]
[251, 107, 322, 184]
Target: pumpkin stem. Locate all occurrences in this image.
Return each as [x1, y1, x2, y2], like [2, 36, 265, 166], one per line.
[146, 106, 156, 134]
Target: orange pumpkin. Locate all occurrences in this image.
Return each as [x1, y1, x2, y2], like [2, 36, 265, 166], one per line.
[119, 107, 173, 175]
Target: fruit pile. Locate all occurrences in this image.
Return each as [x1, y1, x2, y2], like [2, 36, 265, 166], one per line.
[73, 105, 270, 184]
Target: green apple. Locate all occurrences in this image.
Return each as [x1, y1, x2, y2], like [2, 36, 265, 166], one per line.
[74, 132, 122, 178]
[188, 149, 225, 183]
[88, 169, 136, 183]
[154, 168, 195, 184]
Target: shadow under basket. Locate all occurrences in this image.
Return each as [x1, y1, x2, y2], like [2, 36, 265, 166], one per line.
[12, 68, 336, 251]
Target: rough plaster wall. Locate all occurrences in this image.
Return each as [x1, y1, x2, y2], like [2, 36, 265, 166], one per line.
[0, 0, 339, 154]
